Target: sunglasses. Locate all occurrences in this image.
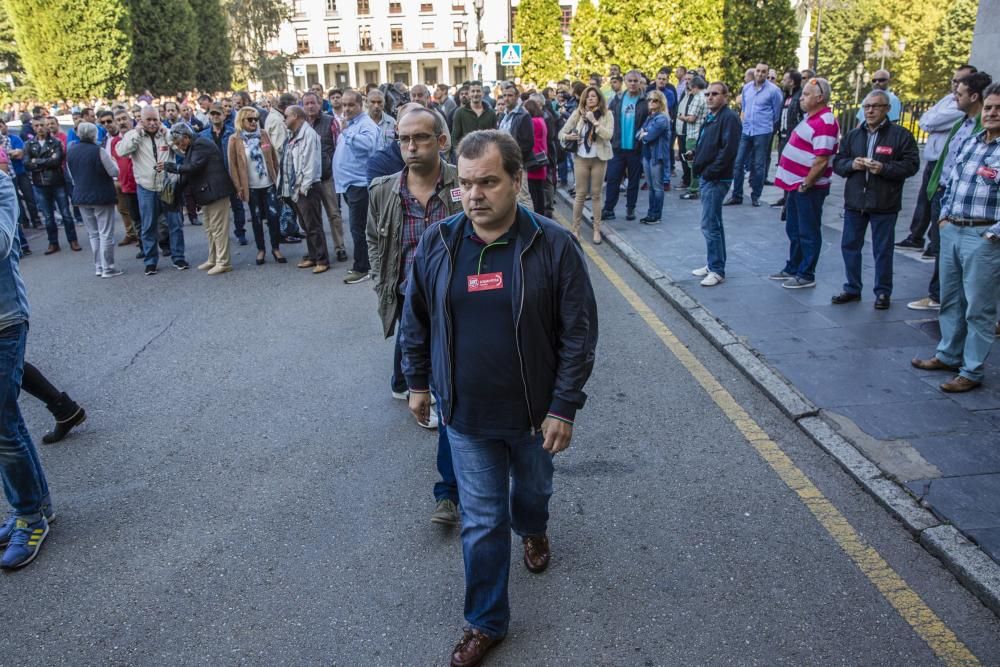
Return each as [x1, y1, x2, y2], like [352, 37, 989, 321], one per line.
[245, 117, 259, 122]
[209, 111, 222, 116]
[872, 78, 888, 83]
[705, 92, 722, 97]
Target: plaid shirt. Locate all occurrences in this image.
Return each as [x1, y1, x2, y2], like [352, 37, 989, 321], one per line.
[399, 167, 450, 293]
[675, 90, 707, 139]
[941, 130, 1000, 232]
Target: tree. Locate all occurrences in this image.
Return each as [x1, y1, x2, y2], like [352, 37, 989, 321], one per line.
[190, 0, 232, 92]
[720, 0, 798, 91]
[127, 0, 198, 95]
[569, 0, 602, 80]
[512, 0, 566, 87]
[0, 3, 25, 96]
[225, 0, 291, 87]
[595, 0, 724, 81]
[929, 0, 977, 90]
[3, 0, 131, 100]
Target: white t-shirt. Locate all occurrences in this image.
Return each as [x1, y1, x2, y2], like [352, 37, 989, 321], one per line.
[245, 144, 273, 189]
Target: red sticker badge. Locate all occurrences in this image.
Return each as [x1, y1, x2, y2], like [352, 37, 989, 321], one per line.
[467, 272, 504, 292]
[450, 187, 462, 202]
[875, 146, 893, 155]
[977, 166, 999, 181]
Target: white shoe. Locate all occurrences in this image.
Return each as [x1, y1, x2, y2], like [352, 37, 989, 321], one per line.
[417, 411, 439, 430]
[700, 271, 725, 286]
[691, 266, 709, 277]
[392, 390, 437, 405]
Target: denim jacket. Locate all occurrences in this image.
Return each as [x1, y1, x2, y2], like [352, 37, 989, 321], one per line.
[0, 172, 29, 332]
[641, 112, 672, 165]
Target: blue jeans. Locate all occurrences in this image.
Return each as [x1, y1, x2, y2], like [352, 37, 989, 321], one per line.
[136, 185, 185, 266]
[730, 133, 772, 201]
[33, 184, 77, 246]
[603, 148, 642, 213]
[0, 323, 49, 523]
[642, 158, 664, 219]
[446, 427, 554, 638]
[782, 188, 829, 282]
[699, 180, 728, 276]
[230, 193, 247, 238]
[934, 223, 1000, 382]
[345, 185, 370, 273]
[841, 209, 897, 296]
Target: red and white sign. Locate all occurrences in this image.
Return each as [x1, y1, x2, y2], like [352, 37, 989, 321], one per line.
[467, 272, 504, 292]
[875, 146, 893, 156]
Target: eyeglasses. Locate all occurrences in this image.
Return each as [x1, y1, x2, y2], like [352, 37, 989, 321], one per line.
[862, 104, 888, 109]
[209, 111, 222, 116]
[396, 133, 436, 146]
[100, 119, 114, 125]
[872, 78, 889, 83]
[705, 92, 722, 97]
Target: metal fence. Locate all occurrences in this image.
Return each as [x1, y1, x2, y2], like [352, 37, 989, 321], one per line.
[829, 99, 937, 143]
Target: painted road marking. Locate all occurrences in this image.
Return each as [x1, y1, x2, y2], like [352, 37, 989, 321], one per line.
[554, 211, 980, 666]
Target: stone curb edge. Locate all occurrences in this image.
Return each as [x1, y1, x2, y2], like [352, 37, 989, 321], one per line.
[556, 187, 1000, 617]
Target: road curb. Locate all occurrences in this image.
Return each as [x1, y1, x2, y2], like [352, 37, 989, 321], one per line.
[557, 186, 1000, 617]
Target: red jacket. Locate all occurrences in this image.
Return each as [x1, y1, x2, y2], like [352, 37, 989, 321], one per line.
[110, 135, 136, 193]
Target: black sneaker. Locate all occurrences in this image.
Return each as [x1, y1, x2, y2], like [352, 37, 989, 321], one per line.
[21, 246, 31, 256]
[723, 197, 742, 206]
[136, 250, 145, 259]
[751, 198, 761, 207]
[770, 198, 786, 208]
[601, 210, 615, 220]
[237, 236, 249, 246]
[336, 249, 349, 262]
[145, 265, 158, 276]
[895, 237, 923, 250]
[281, 235, 302, 244]
[921, 249, 937, 260]
[173, 259, 190, 270]
[160, 247, 170, 257]
[625, 208, 636, 221]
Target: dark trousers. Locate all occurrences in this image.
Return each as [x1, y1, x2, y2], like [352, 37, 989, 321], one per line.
[603, 148, 642, 213]
[247, 187, 280, 252]
[678, 133, 691, 185]
[782, 187, 829, 282]
[183, 189, 198, 223]
[730, 133, 772, 201]
[288, 187, 328, 266]
[928, 188, 944, 301]
[230, 193, 246, 238]
[21, 362, 61, 406]
[841, 209, 897, 296]
[345, 185, 370, 273]
[527, 179, 546, 214]
[906, 160, 936, 244]
[121, 192, 141, 252]
[15, 173, 39, 226]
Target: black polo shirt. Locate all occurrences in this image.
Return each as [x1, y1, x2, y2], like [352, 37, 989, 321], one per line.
[448, 216, 532, 437]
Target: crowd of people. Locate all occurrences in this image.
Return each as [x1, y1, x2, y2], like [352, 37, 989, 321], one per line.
[0, 54, 998, 667]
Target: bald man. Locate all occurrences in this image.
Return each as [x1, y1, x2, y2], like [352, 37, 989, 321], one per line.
[855, 70, 901, 124]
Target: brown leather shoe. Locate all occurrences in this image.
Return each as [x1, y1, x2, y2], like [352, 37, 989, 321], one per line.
[940, 376, 981, 393]
[911, 357, 960, 372]
[312, 264, 330, 274]
[523, 534, 550, 573]
[297, 259, 316, 269]
[451, 629, 503, 667]
[70, 241, 82, 251]
[118, 236, 137, 247]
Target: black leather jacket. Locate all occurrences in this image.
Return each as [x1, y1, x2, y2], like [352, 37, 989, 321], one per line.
[833, 121, 920, 213]
[24, 136, 65, 187]
[401, 206, 599, 428]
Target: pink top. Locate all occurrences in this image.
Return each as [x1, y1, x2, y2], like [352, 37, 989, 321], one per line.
[774, 107, 839, 191]
[528, 117, 547, 181]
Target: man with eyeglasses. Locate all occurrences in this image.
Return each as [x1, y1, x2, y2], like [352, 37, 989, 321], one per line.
[366, 108, 464, 524]
[97, 110, 138, 245]
[896, 65, 976, 254]
[831, 90, 920, 310]
[725, 62, 784, 207]
[855, 70, 901, 125]
[332, 90, 379, 284]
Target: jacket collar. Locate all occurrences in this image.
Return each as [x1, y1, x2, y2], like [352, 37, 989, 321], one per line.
[392, 159, 458, 195]
[438, 204, 542, 249]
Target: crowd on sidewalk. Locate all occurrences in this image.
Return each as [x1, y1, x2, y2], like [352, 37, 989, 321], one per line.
[0, 53, 998, 667]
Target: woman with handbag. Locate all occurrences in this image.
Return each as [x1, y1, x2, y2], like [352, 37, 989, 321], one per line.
[227, 107, 285, 265]
[557, 85, 613, 243]
[522, 98, 548, 215]
[638, 90, 672, 224]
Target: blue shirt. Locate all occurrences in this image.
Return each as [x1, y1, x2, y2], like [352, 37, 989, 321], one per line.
[0, 172, 29, 333]
[740, 80, 784, 137]
[332, 113, 379, 193]
[620, 93, 640, 150]
[4, 135, 25, 175]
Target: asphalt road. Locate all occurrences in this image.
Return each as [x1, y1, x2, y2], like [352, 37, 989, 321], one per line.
[4, 197, 1000, 666]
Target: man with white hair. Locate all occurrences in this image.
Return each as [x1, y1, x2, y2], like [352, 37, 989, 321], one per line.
[771, 77, 839, 289]
[367, 89, 397, 148]
[116, 106, 188, 275]
[66, 122, 122, 278]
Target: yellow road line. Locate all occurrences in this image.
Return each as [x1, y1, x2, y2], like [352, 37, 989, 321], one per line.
[555, 211, 980, 666]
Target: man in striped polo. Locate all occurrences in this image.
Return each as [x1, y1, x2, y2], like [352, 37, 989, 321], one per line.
[770, 77, 840, 289]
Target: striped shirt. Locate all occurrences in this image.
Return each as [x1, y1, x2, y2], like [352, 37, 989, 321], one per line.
[941, 130, 1000, 229]
[774, 107, 839, 192]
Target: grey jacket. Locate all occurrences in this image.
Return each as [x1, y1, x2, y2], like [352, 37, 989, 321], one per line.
[366, 161, 463, 338]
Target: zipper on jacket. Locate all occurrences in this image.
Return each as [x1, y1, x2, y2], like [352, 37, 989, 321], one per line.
[439, 223, 456, 425]
[515, 224, 542, 434]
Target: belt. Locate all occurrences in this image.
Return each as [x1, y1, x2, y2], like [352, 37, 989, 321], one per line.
[947, 216, 994, 227]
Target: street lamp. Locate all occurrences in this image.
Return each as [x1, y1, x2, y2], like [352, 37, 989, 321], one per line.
[849, 61, 870, 104]
[866, 26, 906, 71]
[473, 0, 485, 81]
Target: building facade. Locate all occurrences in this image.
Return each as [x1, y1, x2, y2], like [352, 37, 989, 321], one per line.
[272, 0, 578, 90]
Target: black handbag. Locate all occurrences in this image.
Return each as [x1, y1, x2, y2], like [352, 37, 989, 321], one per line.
[523, 151, 548, 170]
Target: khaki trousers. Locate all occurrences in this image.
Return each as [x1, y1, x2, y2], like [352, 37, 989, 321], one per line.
[317, 179, 346, 250]
[573, 155, 608, 235]
[202, 197, 232, 268]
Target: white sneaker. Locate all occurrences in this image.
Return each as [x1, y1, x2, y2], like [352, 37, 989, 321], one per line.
[907, 297, 940, 311]
[700, 271, 725, 286]
[417, 411, 439, 430]
[691, 266, 710, 277]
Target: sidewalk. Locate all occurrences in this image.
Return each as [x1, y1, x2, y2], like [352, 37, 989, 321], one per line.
[560, 163, 1000, 571]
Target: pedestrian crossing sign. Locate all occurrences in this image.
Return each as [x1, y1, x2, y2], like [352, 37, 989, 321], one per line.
[500, 44, 522, 66]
